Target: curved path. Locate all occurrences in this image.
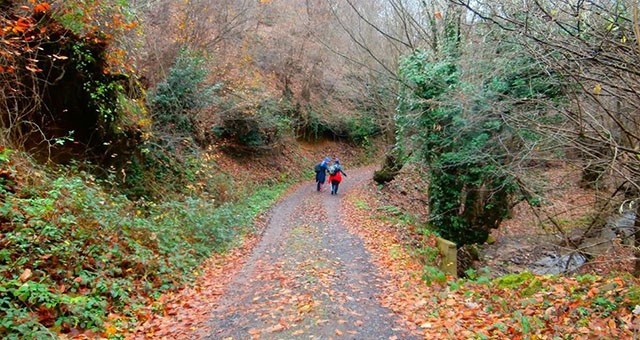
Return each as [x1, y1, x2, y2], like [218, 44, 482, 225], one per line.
[205, 167, 418, 339]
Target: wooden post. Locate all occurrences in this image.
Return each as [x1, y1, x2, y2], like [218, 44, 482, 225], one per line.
[437, 237, 458, 278]
[634, 201, 640, 277]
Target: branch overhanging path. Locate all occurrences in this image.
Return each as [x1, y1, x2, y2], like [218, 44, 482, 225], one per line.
[204, 167, 419, 339]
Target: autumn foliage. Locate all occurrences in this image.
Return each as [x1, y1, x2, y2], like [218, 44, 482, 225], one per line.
[0, 0, 141, 163]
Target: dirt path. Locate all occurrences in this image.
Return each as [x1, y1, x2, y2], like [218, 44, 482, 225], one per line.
[203, 167, 418, 339]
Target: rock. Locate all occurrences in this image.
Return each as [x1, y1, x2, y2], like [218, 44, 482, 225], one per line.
[598, 282, 618, 293]
[544, 306, 556, 317]
[464, 302, 479, 309]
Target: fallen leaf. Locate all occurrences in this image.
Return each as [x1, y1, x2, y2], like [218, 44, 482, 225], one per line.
[593, 83, 602, 95]
[299, 303, 312, 312]
[266, 323, 285, 333]
[103, 322, 117, 337]
[33, 3, 50, 13]
[19, 269, 32, 282]
[578, 326, 591, 334]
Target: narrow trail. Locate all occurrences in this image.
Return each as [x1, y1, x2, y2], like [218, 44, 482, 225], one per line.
[205, 167, 419, 339]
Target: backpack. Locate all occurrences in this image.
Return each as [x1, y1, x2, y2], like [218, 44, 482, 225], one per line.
[328, 165, 338, 175]
[314, 163, 322, 173]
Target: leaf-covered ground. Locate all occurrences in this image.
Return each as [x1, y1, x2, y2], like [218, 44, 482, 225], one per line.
[345, 179, 640, 338]
[126, 166, 640, 339]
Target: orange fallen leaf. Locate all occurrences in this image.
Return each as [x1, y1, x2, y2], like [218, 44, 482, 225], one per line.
[613, 277, 624, 288]
[266, 323, 285, 333]
[103, 322, 117, 337]
[335, 329, 343, 336]
[578, 326, 591, 333]
[19, 269, 32, 282]
[33, 3, 50, 13]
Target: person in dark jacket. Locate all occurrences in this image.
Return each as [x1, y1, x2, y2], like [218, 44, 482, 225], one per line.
[328, 157, 347, 195]
[315, 156, 331, 191]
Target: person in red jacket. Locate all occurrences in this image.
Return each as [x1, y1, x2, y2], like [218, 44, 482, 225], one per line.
[328, 158, 347, 195]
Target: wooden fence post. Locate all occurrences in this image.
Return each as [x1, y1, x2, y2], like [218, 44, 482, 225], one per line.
[437, 237, 457, 278]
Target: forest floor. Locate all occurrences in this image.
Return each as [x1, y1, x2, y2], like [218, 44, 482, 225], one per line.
[126, 163, 640, 339]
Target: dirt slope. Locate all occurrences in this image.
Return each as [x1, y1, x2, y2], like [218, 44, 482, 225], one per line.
[203, 166, 418, 339]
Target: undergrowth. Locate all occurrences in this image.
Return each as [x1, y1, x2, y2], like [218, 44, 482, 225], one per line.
[0, 150, 286, 339]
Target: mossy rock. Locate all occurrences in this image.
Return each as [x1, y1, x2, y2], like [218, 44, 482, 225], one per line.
[494, 272, 535, 289]
[522, 277, 542, 297]
[373, 168, 399, 184]
[373, 151, 405, 184]
[624, 286, 640, 307]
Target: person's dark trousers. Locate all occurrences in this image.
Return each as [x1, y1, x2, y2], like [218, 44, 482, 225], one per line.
[331, 180, 340, 194]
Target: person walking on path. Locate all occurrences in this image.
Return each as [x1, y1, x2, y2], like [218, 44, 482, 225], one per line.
[328, 157, 347, 195]
[315, 156, 331, 192]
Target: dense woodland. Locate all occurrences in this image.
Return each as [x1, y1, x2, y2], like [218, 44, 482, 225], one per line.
[1, 0, 640, 338]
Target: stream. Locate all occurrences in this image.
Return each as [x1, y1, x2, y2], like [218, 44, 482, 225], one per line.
[529, 209, 636, 275]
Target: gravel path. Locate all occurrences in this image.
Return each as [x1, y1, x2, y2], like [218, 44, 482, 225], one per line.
[205, 167, 418, 340]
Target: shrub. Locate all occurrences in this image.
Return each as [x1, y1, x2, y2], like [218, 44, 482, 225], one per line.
[345, 114, 381, 146]
[215, 98, 293, 152]
[149, 48, 220, 136]
[0, 155, 287, 338]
